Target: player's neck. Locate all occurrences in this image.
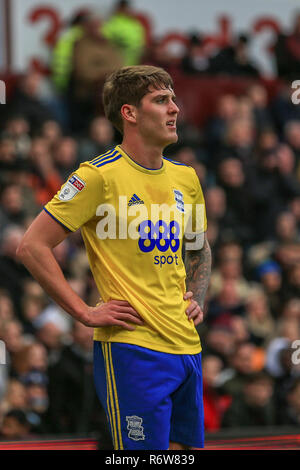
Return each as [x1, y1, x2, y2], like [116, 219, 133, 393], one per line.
[120, 136, 163, 170]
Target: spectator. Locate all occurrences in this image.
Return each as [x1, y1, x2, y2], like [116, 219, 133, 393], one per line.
[221, 372, 276, 428]
[256, 260, 283, 318]
[0, 319, 28, 357]
[210, 34, 260, 77]
[0, 185, 27, 238]
[11, 343, 48, 379]
[278, 378, 300, 425]
[175, 146, 206, 185]
[206, 279, 246, 326]
[205, 94, 239, 160]
[21, 370, 49, 434]
[274, 241, 300, 273]
[52, 137, 79, 180]
[51, 9, 94, 94]
[216, 342, 258, 397]
[271, 84, 300, 136]
[245, 288, 276, 347]
[101, 0, 146, 66]
[275, 211, 299, 245]
[0, 226, 30, 314]
[282, 265, 300, 302]
[46, 321, 112, 447]
[3, 115, 31, 158]
[249, 147, 300, 241]
[284, 121, 300, 170]
[247, 84, 273, 131]
[202, 324, 236, 369]
[273, 13, 300, 79]
[209, 240, 249, 301]
[216, 158, 255, 245]
[20, 290, 47, 336]
[35, 320, 66, 366]
[202, 355, 232, 432]
[289, 196, 300, 224]
[27, 137, 63, 207]
[282, 298, 300, 320]
[77, 117, 116, 164]
[181, 33, 212, 75]
[0, 379, 28, 417]
[254, 128, 279, 159]
[143, 38, 175, 69]
[0, 137, 18, 183]
[277, 143, 298, 176]
[0, 409, 32, 440]
[7, 71, 54, 132]
[70, 13, 123, 133]
[217, 117, 255, 170]
[40, 120, 63, 153]
[270, 344, 300, 419]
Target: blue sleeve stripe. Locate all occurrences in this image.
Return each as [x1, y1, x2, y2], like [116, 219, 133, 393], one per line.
[43, 207, 72, 232]
[95, 155, 121, 167]
[90, 149, 118, 165]
[89, 148, 115, 164]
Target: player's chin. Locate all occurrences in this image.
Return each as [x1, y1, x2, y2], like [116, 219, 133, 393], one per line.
[165, 131, 178, 146]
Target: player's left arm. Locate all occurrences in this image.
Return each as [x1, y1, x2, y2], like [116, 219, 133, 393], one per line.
[184, 232, 212, 326]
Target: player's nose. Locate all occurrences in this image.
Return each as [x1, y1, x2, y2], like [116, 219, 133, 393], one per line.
[168, 100, 179, 115]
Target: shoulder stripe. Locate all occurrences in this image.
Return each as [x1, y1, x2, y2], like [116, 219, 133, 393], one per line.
[89, 149, 114, 163]
[91, 150, 119, 166]
[90, 149, 116, 165]
[95, 155, 122, 167]
[163, 157, 190, 167]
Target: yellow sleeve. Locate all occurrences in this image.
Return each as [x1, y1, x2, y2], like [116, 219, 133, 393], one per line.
[44, 162, 103, 232]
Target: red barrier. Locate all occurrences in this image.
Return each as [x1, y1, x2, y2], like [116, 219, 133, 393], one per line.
[169, 70, 284, 127]
[0, 437, 98, 450]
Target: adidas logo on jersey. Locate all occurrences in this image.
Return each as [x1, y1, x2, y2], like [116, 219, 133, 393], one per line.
[128, 194, 145, 206]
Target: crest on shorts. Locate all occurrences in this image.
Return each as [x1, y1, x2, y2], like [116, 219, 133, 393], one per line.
[126, 415, 145, 441]
[59, 174, 86, 201]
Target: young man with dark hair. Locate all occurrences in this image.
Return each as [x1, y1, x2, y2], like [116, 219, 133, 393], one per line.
[17, 65, 211, 450]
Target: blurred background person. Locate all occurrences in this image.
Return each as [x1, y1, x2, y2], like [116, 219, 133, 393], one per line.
[221, 372, 277, 428]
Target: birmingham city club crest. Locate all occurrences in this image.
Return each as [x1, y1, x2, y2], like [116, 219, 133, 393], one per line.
[126, 415, 145, 441]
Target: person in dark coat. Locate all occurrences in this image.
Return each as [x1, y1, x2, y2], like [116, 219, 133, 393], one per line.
[221, 371, 277, 427]
[46, 320, 112, 448]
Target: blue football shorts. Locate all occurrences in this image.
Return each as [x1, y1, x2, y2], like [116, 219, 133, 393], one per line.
[93, 341, 204, 450]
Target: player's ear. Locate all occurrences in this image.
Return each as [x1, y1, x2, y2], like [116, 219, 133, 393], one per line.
[121, 104, 137, 125]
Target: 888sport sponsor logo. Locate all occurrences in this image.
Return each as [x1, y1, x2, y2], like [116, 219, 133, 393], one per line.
[138, 220, 180, 267]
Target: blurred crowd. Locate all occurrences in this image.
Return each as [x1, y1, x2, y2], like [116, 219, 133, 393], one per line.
[0, 0, 300, 444]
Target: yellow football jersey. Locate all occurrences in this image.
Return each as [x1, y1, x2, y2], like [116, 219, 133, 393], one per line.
[44, 145, 207, 354]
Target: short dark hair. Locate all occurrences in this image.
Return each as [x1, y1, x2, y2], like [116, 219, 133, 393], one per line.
[4, 409, 29, 427]
[102, 65, 174, 133]
[244, 371, 273, 386]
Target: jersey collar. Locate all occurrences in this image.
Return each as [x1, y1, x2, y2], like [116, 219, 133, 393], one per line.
[116, 145, 166, 175]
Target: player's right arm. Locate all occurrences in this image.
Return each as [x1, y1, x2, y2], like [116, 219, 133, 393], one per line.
[16, 210, 143, 330]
